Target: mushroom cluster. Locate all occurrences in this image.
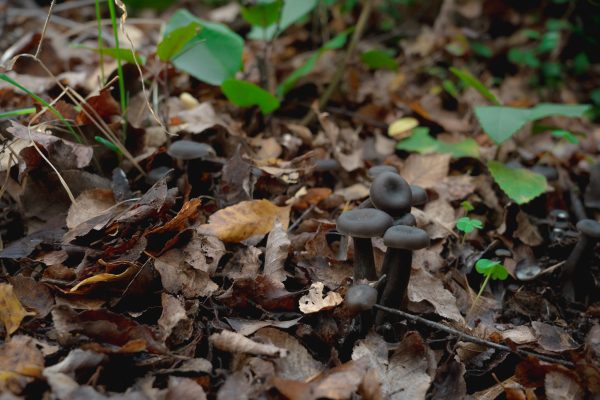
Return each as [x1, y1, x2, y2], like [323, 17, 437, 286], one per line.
[337, 168, 430, 322]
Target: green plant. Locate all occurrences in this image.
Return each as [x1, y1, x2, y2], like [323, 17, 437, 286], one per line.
[456, 217, 482, 240]
[360, 49, 398, 70]
[0, 107, 36, 119]
[395, 127, 479, 159]
[474, 258, 508, 299]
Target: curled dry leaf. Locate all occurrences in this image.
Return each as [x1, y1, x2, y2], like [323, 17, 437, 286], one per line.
[197, 199, 290, 243]
[0, 283, 35, 338]
[209, 329, 287, 357]
[264, 220, 291, 287]
[299, 282, 343, 314]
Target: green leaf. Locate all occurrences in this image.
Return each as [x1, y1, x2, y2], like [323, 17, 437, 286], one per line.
[487, 161, 547, 204]
[461, 200, 474, 212]
[95, 136, 122, 154]
[165, 9, 244, 85]
[475, 103, 591, 144]
[360, 50, 398, 70]
[442, 79, 459, 98]
[157, 22, 201, 62]
[396, 127, 480, 159]
[449, 67, 500, 105]
[455, 217, 483, 234]
[276, 30, 349, 98]
[221, 79, 280, 114]
[241, 0, 283, 27]
[475, 258, 508, 280]
[508, 48, 540, 68]
[76, 46, 146, 65]
[470, 41, 493, 58]
[249, 0, 317, 40]
[551, 129, 579, 144]
[0, 107, 36, 119]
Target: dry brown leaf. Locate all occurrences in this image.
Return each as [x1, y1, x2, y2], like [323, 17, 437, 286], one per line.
[0, 284, 35, 338]
[408, 267, 464, 323]
[401, 153, 451, 189]
[197, 199, 290, 243]
[0, 336, 44, 394]
[515, 211, 543, 246]
[66, 189, 116, 229]
[264, 221, 290, 287]
[158, 293, 192, 345]
[155, 248, 218, 298]
[166, 376, 208, 400]
[532, 322, 579, 353]
[226, 317, 301, 336]
[254, 327, 323, 381]
[209, 330, 287, 357]
[299, 282, 343, 314]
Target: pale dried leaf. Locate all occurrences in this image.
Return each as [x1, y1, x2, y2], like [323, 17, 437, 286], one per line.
[402, 154, 451, 189]
[408, 267, 464, 323]
[515, 211, 543, 246]
[197, 200, 290, 243]
[299, 282, 343, 314]
[158, 293, 192, 344]
[155, 249, 218, 298]
[0, 283, 35, 338]
[209, 330, 287, 357]
[387, 332, 436, 399]
[335, 183, 370, 201]
[545, 371, 584, 400]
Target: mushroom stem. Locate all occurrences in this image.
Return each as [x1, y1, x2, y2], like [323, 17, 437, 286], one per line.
[353, 237, 377, 281]
[563, 234, 596, 301]
[376, 248, 411, 325]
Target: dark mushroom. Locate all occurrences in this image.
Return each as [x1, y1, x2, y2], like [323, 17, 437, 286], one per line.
[376, 225, 430, 324]
[167, 140, 215, 161]
[369, 171, 412, 217]
[345, 284, 378, 314]
[336, 209, 394, 280]
[410, 185, 428, 207]
[585, 163, 600, 210]
[563, 219, 600, 302]
[367, 165, 398, 180]
[393, 213, 416, 226]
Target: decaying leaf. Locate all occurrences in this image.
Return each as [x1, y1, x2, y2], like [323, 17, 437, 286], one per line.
[401, 153, 451, 189]
[408, 267, 465, 323]
[264, 220, 291, 286]
[197, 199, 290, 242]
[299, 282, 343, 314]
[0, 283, 35, 338]
[209, 330, 287, 357]
[66, 188, 116, 229]
[0, 335, 44, 394]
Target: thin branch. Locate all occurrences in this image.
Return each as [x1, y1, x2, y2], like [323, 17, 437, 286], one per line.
[34, 0, 56, 59]
[373, 304, 574, 367]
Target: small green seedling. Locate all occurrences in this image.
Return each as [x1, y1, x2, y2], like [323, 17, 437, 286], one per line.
[460, 200, 474, 212]
[456, 216, 482, 243]
[551, 129, 579, 145]
[468, 258, 508, 318]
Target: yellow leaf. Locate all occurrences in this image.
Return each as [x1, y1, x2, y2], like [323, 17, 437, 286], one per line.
[197, 199, 290, 243]
[69, 265, 138, 293]
[0, 284, 34, 338]
[388, 117, 419, 139]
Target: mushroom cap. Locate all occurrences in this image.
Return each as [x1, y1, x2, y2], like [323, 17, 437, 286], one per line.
[410, 185, 428, 206]
[576, 219, 600, 239]
[370, 171, 412, 216]
[337, 208, 393, 238]
[167, 140, 216, 160]
[383, 225, 430, 250]
[367, 165, 398, 180]
[393, 213, 416, 227]
[345, 284, 378, 313]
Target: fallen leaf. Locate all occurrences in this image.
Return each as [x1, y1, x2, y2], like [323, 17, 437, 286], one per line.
[299, 282, 343, 314]
[197, 199, 290, 242]
[0, 335, 44, 394]
[166, 376, 207, 400]
[226, 317, 301, 336]
[158, 293, 192, 346]
[388, 117, 419, 139]
[8, 275, 54, 318]
[155, 248, 218, 298]
[264, 220, 290, 287]
[515, 210, 543, 246]
[0, 283, 35, 338]
[545, 371, 584, 400]
[209, 330, 287, 357]
[401, 153, 451, 189]
[408, 267, 465, 323]
[532, 322, 579, 353]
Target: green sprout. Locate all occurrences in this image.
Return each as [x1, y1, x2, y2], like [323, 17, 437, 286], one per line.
[460, 200, 474, 212]
[455, 216, 482, 243]
[468, 258, 509, 317]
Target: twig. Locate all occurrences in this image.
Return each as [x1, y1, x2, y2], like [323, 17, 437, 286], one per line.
[301, 0, 374, 125]
[288, 204, 317, 233]
[34, 0, 55, 59]
[373, 304, 575, 367]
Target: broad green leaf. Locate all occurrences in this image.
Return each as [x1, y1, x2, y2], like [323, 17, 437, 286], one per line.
[450, 67, 500, 105]
[396, 127, 479, 159]
[241, 0, 283, 27]
[360, 50, 398, 70]
[455, 217, 483, 234]
[475, 103, 591, 144]
[157, 22, 201, 62]
[475, 258, 508, 280]
[487, 161, 547, 204]
[77, 46, 145, 65]
[221, 79, 280, 114]
[276, 30, 349, 98]
[165, 9, 244, 85]
[249, 0, 317, 40]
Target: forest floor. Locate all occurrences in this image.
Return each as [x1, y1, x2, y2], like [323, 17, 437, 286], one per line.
[0, 0, 600, 399]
